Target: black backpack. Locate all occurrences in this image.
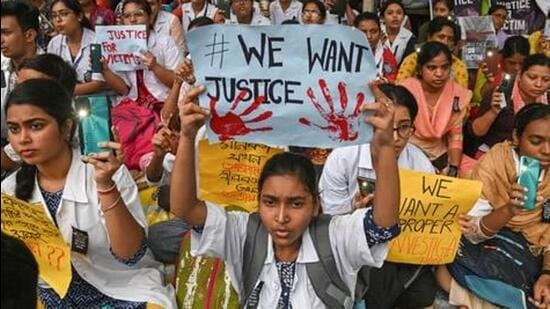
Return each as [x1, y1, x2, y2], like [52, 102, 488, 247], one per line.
[242, 213, 371, 309]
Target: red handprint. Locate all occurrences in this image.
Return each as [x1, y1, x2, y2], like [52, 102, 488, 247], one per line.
[299, 79, 365, 142]
[209, 90, 273, 141]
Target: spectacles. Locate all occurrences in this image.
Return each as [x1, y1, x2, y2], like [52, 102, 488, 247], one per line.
[302, 10, 320, 17]
[393, 122, 414, 138]
[51, 10, 74, 20]
[122, 9, 146, 20]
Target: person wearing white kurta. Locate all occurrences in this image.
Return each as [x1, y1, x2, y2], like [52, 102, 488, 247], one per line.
[382, 23, 415, 65]
[1, 151, 176, 308]
[226, 9, 271, 25]
[181, 0, 220, 31]
[191, 202, 389, 308]
[152, 9, 187, 54]
[269, 0, 302, 24]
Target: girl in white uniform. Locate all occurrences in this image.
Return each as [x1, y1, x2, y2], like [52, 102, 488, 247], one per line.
[380, 0, 416, 66]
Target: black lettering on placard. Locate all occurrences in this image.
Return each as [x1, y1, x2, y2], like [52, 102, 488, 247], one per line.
[237, 33, 284, 67]
[306, 38, 370, 73]
[421, 176, 452, 199]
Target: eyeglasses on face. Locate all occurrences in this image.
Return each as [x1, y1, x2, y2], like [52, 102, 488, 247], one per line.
[393, 122, 414, 138]
[51, 10, 74, 20]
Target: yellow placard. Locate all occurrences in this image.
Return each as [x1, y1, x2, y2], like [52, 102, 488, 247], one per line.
[387, 169, 482, 265]
[1, 193, 71, 298]
[198, 140, 283, 212]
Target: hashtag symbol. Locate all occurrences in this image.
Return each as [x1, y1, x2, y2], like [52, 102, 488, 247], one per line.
[205, 33, 229, 69]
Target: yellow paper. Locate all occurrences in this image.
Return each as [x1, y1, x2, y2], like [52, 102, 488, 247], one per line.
[198, 140, 283, 212]
[387, 169, 482, 265]
[1, 193, 72, 297]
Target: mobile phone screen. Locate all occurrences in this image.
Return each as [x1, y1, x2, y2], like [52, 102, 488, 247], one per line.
[517, 156, 540, 210]
[485, 48, 499, 75]
[76, 96, 112, 156]
[357, 176, 376, 197]
[90, 44, 102, 73]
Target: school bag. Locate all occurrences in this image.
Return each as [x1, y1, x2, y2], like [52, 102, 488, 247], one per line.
[243, 213, 371, 309]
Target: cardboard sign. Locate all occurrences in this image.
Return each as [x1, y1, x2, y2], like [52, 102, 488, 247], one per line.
[1, 193, 71, 297]
[95, 25, 147, 71]
[387, 170, 482, 265]
[198, 140, 283, 212]
[492, 0, 546, 34]
[188, 25, 377, 148]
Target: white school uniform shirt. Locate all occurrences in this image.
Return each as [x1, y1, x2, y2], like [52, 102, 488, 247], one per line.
[227, 10, 271, 25]
[269, 0, 302, 24]
[182, 2, 219, 31]
[191, 203, 388, 308]
[373, 40, 386, 77]
[153, 10, 188, 54]
[144, 152, 175, 186]
[113, 31, 183, 103]
[382, 24, 413, 65]
[47, 27, 104, 83]
[1, 151, 176, 308]
[319, 143, 434, 215]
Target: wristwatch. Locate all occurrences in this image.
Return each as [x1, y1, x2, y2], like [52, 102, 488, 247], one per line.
[447, 164, 458, 177]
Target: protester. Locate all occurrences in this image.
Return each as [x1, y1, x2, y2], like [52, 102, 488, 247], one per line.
[269, 0, 302, 24]
[463, 54, 550, 162]
[2, 79, 176, 307]
[380, 0, 415, 66]
[397, 16, 468, 89]
[488, 4, 508, 50]
[226, 0, 270, 25]
[301, 0, 326, 25]
[355, 12, 398, 81]
[169, 83, 401, 308]
[400, 42, 471, 176]
[417, 0, 453, 43]
[79, 0, 115, 28]
[438, 103, 550, 309]
[146, 0, 187, 52]
[180, 0, 222, 30]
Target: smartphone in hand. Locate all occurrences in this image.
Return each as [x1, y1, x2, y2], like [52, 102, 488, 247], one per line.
[497, 74, 513, 109]
[357, 176, 376, 197]
[75, 96, 113, 156]
[517, 155, 540, 210]
[90, 43, 102, 73]
[485, 48, 499, 75]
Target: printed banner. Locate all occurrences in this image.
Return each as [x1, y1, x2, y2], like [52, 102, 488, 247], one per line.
[95, 25, 147, 71]
[458, 16, 497, 69]
[1, 193, 71, 297]
[387, 170, 482, 265]
[492, 0, 546, 34]
[454, 0, 482, 17]
[198, 139, 284, 212]
[188, 25, 377, 148]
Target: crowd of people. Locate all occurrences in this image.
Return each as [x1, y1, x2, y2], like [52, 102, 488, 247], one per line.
[0, 0, 549, 307]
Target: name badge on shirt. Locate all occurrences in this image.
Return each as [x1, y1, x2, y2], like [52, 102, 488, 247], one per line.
[71, 227, 89, 255]
[542, 199, 550, 223]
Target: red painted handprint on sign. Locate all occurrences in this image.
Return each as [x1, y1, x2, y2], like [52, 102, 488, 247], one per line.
[209, 90, 273, 141]
[299, 79, 365, 142]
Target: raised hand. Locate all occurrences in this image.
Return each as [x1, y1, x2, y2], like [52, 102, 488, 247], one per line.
[299, 79, 365, 142]
[179, 85, 209, 139]
[209, 90, 273, 141]
[360, 82, 395, 150]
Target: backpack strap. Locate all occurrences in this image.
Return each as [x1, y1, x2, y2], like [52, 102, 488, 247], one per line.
[242, 212, 268, 308]
[306, 214, 350, 309]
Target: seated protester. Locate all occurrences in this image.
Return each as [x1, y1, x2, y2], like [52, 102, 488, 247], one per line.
[438, 103, 550, 309]
[1, 232, 39, 309]
[380, 0, 416, 66]
[1, 79, 176, 307]
[226, 0, 270, 25]
[355, 12, 398, 81]
[463, 54, 550, 162]
[146, 0, 187, 53]
[301, 0, 326, 25]
[2, 54, 77, 175]
[101, 0, 183, 170]
[471, 36, 530, 114]
[417, 0, 453, 43]
[397, 16, 468, 89]
[269, 0, 303, 24]
[80, 0, 115, 28]
[400, 42, 471, 176]
[47, 0, 106, 96]
[319, 84, 437, 309]
[170, 84, 401, 308]
[488, 4, 508, 50]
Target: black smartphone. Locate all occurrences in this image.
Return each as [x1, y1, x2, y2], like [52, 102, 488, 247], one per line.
[75, 96, 113, 156]
[498, 74, 513, 108]
[90, 43, 102, 73]
[357, 176, 376, 197]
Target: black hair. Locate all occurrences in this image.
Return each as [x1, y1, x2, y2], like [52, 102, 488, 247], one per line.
[122, 0, 152, 17]
[1, 232, 38, 309]
[258, 152, 318, 199]
[521, 53, 550, 73]
[427, 16, 459, 42]
[514, 103, 550, 138]
[378, 83, 418, 121]
[188, 16, 214, 30]
[50, 0, 92, 29]
[417, 41, 452, 67]
[354, 12, 380, 28]
[281, 19, 300, 25]
[433, 0, 454, 11]
[488, 4, 507, 15]
[18, 54, 77, 95]
[380, 0, 405, 16]
[302, 0, 327, 20]
[5, 79, 76, 201]
[0, 0, 40, 32]
[501, 36, 529, 59]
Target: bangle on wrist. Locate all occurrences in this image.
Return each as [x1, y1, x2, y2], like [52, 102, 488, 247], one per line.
[480, 217, 498, 235]
[101, 194, 121, 213]
[97, 182, 117, 195]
